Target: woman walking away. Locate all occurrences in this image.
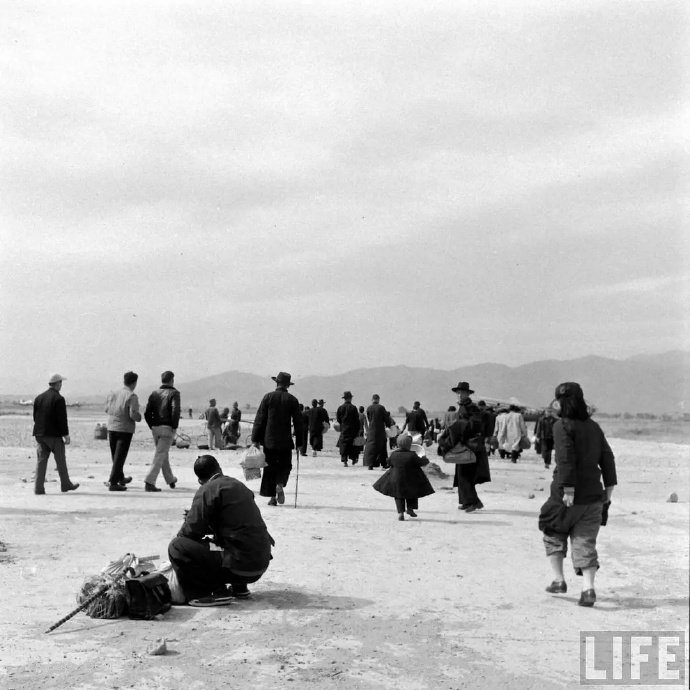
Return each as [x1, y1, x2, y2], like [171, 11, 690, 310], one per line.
[538, 382, 617, 607]
[373, 434, 434, 520]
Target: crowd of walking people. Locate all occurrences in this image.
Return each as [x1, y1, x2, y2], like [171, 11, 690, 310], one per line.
[29, 369, 617, 607]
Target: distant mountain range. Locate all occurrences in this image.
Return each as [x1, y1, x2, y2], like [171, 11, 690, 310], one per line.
[3, 352, 687, 415]
[175, 351, 689, 415]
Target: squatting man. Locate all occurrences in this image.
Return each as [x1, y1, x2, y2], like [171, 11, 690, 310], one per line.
[168, 455, 274, 607]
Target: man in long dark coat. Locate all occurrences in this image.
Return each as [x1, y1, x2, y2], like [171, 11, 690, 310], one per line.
[336, 391, 360, 467]
[364, 394, 393, 470]
[307, 398, 329, 457]
[251, 372, 303, 506]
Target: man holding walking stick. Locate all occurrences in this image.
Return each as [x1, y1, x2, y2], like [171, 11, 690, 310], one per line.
[251, 372, 304, 507]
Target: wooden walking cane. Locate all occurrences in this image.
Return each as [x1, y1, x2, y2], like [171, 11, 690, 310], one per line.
[293, 448, 300, 508]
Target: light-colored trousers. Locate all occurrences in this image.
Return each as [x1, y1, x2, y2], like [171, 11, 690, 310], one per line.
[207, 426, 224, 450]
[145, 425, 176, 485]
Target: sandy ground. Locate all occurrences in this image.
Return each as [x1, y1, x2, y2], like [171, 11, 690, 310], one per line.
[0, 416, 688, 690]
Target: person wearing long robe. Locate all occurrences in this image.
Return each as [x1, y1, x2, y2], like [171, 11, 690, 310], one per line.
[336, 391, 360, 466]
[363, 394, 393, 470]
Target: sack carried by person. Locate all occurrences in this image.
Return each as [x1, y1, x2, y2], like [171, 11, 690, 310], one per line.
[442, 442, 477, 465]
[386, 424, 400, 439]
[353, 436, 365, 447]
[518, 435, 531, 450]
[125, 572, 172, 619]
[241, 446, 267, 469]
[322, 420, 330, 432]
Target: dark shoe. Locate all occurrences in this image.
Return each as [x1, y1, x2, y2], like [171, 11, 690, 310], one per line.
[545, 580, 567, 594]
[276, 483, 285, 505]
[464, 504, 477, 513]
[188, 594, 233, 608]
[231, 585, 251, 599]
[352, 460, 358, 465]
[406, 509, 418, 518]
[475, 500, 484, 510]
[578, 589, 596, 607]
[109, 483, 127, 492]
[398, 513, 405, 521]
[459, 503, 471, 510]
[145, 482, 161, 492]
[368, 466, 374, 471]
[120, 476, 133, 485]
[267, 497, 278, 506]
[61, 483, 79, 493]
[35, 490, 46, 495]
[168, 476, 178, 489]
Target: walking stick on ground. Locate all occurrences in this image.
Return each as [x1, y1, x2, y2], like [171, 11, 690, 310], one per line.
[294, 447, 300, 508]
[45, 554, 158, 634]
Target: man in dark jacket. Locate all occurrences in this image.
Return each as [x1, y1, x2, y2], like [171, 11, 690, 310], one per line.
[307, 398, 330, 457]
[168, 455, 273, 606]
[299, 403, 310, 456]
[251, 372, 303, 506]
[400, 401, 429, 438]
[143, 370, 180, 492]
[364, 394, 393, 470]
[534, 406, 557, 468]
[336, 391, 360, 467]
[32, 374, 79, 494]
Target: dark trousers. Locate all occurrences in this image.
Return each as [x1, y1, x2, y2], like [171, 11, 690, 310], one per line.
[260, 447, 293, 497]
[365, 441, 388, 468]
[34, 436, 72, 492]
[394, 497, 418, 513]
[310, 433, 323, 451]
[168, 536, 265, 601]
[108, 431, 133, 484]
[339, 439, 359, 464]
[510, 450, 521, 463]
[541, 438, 554, 466]
[457, 463, 479, 505]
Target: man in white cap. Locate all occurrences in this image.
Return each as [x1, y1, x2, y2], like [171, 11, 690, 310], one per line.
[32, 374, 79, 495]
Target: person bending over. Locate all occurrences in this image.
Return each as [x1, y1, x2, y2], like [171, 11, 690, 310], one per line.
[168, 455, 274, 607]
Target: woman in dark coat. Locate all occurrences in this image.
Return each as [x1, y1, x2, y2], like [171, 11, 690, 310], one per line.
[538, 382, 617, 607]
[373, 434, 434, 520]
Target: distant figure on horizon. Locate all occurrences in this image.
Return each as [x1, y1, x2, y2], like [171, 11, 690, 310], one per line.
[104, 370, 141, 491]
[188, 407, 193, 419]
[204, 398, 224, 451]
[364, 394, 393, 470]
[143, 370, 180, 492]
[299, 403, 309, 456]
[336, 391, 360, 467]
[400, 401, 429, 440]
[251, 372, 303, 506]
[308, 398, 329, 457]
[539, 382, 617, 607]
[32, 374, 79, 495]
[535, 406, 558, 469]
[498, 404, 528, 463]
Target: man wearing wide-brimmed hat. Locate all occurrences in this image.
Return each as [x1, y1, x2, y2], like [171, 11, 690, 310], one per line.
[32, 374, 79, 495]
[336, 391, 360, 467]
[251, 372, 304, 506]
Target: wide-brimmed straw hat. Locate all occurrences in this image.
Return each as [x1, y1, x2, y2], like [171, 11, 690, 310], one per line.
[48, 373, 66, 385]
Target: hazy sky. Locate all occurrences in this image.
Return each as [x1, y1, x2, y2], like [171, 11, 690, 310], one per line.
[1, 1, 687, 392]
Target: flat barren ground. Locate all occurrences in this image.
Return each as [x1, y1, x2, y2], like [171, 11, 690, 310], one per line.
[0, 415, 688, 689]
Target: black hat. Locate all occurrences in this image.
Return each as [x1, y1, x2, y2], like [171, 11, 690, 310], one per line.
[272, 372, 294, 386]
[342, 391, 353, 399]
[554, 382, 584, 399]
[318, 399, 325, 405]
[451, 381, 474, 394]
